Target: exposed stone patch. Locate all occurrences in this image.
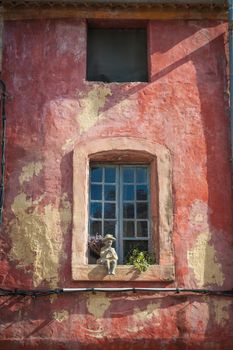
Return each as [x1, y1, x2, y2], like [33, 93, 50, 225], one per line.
[19, 161, 43, 186]
[77, 85, 112, 133]
[187, 232, 224, 287]
[213, 300, 232, 326]
[62, 138, 76, 153]
[87, 293, 110, 319]
[8, 192, 71, 287]
[53, 310, 69, 323]
[60, 193, 72, 234]
[128, 302, 161, 333]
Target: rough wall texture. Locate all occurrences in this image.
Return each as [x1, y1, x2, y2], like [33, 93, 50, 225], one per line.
[0, 18, 233, 349]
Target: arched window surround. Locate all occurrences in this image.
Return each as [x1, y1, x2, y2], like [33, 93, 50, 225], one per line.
[72, 136, 174, 281]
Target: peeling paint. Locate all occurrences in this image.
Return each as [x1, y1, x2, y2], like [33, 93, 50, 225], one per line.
[77, 85, 112, 133]
[87, 293, 110, 319]
[128, 302, 161, 332]
[60, 193, 72, 234]
[213, 300, 232, 326]
[19, 162, 43, 186]
[134, 302, 160, 322]
[187, 232, 224, 287]
[53, 310, 69, 323]
[8, 192, 71, 287]
[62, 138, 76, 152]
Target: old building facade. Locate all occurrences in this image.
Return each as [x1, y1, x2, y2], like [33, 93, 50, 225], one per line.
[0, 1, 232, 349]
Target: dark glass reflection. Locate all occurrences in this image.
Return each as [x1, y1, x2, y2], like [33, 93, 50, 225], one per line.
[104, 220, 116, 236]
[136, 202, 148, 219]
[105, 167, 116, 183]
[123, 167, 134, 183]
[123, 221, 135, 237]
[91, 167, 102, 182]
[90, 220, 102, 235]
[90, 202, 102, 218]
[136, 185, 148, 200]
[104, 203, 116, 219]
[137, 221, 148, 237]
[123, 203, 135, 218]
[104, 185, 116, 201]
[91, 184, 102, 200]
[136, 167, 147, 183]
[123, 185, 134, 200]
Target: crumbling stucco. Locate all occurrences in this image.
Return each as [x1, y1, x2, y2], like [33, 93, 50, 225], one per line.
[87, 293, 110, 319]
[213, 300, 232, 326]
[187, 232, 224, 287]
[8, 192, 71, 287]
[53, 310, 69, 323]
[62, 138, 76, 153]
[128, 302, 161, 332]
[77, 85, 112, 133]
[19, 161, 43, 186]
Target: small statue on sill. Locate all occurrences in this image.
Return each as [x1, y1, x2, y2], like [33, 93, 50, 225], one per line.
[97, 234, 118, 275]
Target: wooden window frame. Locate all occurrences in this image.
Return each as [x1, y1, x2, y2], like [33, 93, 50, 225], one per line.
[72, 136, 175, 281]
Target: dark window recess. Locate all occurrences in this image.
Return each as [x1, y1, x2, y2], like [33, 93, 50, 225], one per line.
[87, 28, 148, 83]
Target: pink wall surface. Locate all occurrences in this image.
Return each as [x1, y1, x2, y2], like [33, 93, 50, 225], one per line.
[0, 18, 232, 349]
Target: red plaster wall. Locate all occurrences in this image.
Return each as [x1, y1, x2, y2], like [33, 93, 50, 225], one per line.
[0, 18, 233, 349]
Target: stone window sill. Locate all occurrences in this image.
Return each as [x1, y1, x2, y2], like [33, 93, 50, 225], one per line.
[72, 264, 175, 282]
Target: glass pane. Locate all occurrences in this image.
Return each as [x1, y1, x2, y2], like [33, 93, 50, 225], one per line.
[123, 185, 134, 200]
[136, 202, 148, 219]
[90, 202, 102, 218]
[105, 167, 116, 183]
[136, 167, 147, 183]
[137, 221, 148, 237]
[90, 220, 102, 236]
[123, 203, 135, 218]
[123, 240, 148, 263]
[104, 185, 116, 201]
[104, 203, 116, 219]
[104, 221, 116, 236]
[136, 185, 148, 200]
[123, 167, 134, 183]
[91, 167, 102, 182]
[91, 184, 102, 200]
[123, 221, 135, 237]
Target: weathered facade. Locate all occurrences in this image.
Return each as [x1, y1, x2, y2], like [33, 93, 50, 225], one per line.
[0, 1, 233, 349]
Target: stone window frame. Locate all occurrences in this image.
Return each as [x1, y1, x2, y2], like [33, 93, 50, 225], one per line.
[72, 136, 175, 281]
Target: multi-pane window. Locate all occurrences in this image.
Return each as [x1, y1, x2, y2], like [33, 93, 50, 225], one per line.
[89, 165, 150, 264]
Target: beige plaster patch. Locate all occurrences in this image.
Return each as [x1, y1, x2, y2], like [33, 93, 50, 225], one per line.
[187, 232, 224, 287]
[53, 310, 69, 323]
[134, 302, 160, 321]
[19, 161, 43, 186]
[77, 85, 112, 133]
[62, 138, 76, 153]
[128, 302, 161, 332]
[87, 293, 110, 319]
[9, 192, 71, 287]
[213, 300, 232, 326]
[60, 193, 72, 234]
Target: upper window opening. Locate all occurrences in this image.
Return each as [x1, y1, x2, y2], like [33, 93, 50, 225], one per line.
[86, 28, 148, 83]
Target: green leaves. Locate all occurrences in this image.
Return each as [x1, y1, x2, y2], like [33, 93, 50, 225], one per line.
[126, 248, 154, 272]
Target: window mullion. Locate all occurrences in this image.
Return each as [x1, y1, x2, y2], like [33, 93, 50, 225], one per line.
[116, 165, 122, 263]
[102, 167, 104, 236]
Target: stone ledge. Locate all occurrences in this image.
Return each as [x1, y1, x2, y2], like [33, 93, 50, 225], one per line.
[72, 264, 175, 281]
